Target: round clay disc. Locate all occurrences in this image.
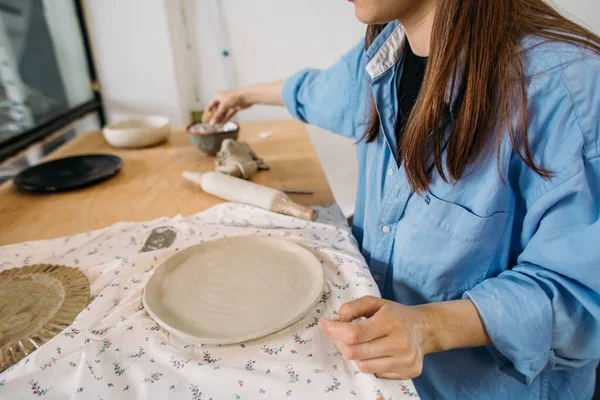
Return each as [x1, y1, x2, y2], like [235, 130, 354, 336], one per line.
[0, 264, 90, 372]
[143, 236, 324, 345]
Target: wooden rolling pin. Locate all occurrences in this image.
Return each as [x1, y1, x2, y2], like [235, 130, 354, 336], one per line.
[183, 171, 318, 221]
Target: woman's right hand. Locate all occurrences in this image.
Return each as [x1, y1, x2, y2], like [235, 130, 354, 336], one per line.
[204, 89, 251, 125]
[204, 81, 285, 125]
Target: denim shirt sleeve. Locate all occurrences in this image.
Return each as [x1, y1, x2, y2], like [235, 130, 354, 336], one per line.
[464, 54, 600, 385]
[281, 39, 368, 139]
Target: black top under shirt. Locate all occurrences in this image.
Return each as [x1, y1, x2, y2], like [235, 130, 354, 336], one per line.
[396, 41, 428, 142]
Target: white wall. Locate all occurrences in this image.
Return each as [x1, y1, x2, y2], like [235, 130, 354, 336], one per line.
[551, 0, 600, 33]
[83, 0, 185, 124]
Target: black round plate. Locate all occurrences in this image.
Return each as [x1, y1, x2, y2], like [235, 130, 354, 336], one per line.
[13, 154, 123, 193]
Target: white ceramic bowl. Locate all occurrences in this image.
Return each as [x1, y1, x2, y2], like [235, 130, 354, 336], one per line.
[103, 116, 171, 148]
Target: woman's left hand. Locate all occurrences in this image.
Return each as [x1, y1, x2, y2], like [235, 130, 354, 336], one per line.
[318, 295, 435, 380]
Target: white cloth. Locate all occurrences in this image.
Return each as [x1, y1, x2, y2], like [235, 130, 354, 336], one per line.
[0, 203, 419, 399]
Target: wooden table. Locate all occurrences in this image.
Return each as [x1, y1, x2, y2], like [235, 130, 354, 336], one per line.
[0, 120, 334, 246]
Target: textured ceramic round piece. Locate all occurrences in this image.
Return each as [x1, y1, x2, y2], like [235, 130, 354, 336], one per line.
[0, 264, 90, 372]
[143, 236, 323, 345]
[186, 121, 239, 155]
[13, 154, 122, 193]
[103, 116, 171, 148]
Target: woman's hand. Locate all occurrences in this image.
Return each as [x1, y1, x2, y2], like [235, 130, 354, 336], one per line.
[204, 89, 250, 125]
[319, 296, 432, 379]
[204, 80, 285, 125]
[319, 296, 490, 380]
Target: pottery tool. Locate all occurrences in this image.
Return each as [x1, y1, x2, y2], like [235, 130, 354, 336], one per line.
[183, 171, 318, 221]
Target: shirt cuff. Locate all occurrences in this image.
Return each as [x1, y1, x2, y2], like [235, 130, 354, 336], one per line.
[281, 68, 311, 122]
[463, 273, 553, 385]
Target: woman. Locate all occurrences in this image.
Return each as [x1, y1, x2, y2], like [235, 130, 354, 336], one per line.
[205, 0, 600, 398]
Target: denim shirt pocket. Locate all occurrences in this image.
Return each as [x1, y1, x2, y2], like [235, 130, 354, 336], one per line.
[393, 190, 508, 298]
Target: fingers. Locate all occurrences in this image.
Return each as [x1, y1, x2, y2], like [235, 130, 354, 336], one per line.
[319, 312, 389, 344]
[337, 296, 386, 322]
[333, 335, 396, 360]
[210, 101, 230, 125]
[204, 98, 220, 115]
[223, 107, 239, 123]
[356, 356, 423, 379]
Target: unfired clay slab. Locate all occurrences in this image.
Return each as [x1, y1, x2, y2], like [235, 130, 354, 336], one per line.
[143, 236, 324, 345]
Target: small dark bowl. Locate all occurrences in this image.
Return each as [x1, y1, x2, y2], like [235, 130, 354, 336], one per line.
[186, 121, 240, 155]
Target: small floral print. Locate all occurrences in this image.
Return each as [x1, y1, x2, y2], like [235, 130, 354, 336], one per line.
[244, 359, 256, 371]
[149, 358, 155, 363]
[265, 369, 271, 375]
[355, 270, 368, 278]
[63, 328, 80, 338]
[189, 384, 202, 400]
[306, 379, 312, 385]
[144, 336, 149, 342]
[84, 338, 90, 344]
[285, 364, 299, 383]
[108, 298, 121, 310]
[239, 344, 246, 348]
[69, 362, 77, 367]
[351, 390, 357, 395]
[290, 349, 298, 354]
[293, 334, 312, 345]
[202, 351, 221, 364]
[238, 380, 243, 387]
[286, 390, 292, 396]
[330, 281, 350, 290]
[169, 384, 176, 391]
[399, 382, 419, 397]
[146, 323, 160, 331]
[56, 346, 61, 355]
[90, 327, 110, 336]
[169, 357, 190, 370]
[135, 305, 145, 312]
[183, 344, 190, 349]
[112, 361, 129, 376]
[259, 388, 266, 394]
[333, 364, 338, 370]
[160, 341, 167, 346]
[305, 317, 320, 329]
[40, 357, 57, 370]
[107, 383, 114, 388]
[142, 372, 163, 383]
[307, 353, 313, 358]
[76, 387, 84, 393]
[126, 326, 134, 331]
[129, 346, 145, 358]
[333, 255, 344, 267]
[122, 385, 129, 391]
[261, 345, 284, 355]
[86, 361, 103, 381]
[97, 338, 112, 355]
[28, 380, 52, 396]
[318, 290, 331, 304]
[325, 377, 341, 393]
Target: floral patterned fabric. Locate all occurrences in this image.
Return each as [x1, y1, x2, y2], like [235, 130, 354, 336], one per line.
[0, 203, 419, 399]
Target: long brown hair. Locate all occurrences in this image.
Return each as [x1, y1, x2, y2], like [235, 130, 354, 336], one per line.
[364, 0, 600, 192]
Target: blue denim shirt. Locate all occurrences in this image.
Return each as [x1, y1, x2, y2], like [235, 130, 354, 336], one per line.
[282, 21, 600, 400]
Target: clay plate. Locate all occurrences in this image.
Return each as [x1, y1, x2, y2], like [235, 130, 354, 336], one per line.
[143, 236, 324, 345]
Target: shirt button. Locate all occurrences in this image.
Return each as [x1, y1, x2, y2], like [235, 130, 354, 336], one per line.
[387, 168, 394, 176]
[382, 225, 391, 233]
[374, 274, 381, 282]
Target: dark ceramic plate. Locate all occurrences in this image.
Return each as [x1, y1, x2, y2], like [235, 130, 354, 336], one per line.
[13, 154, 123, 193]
